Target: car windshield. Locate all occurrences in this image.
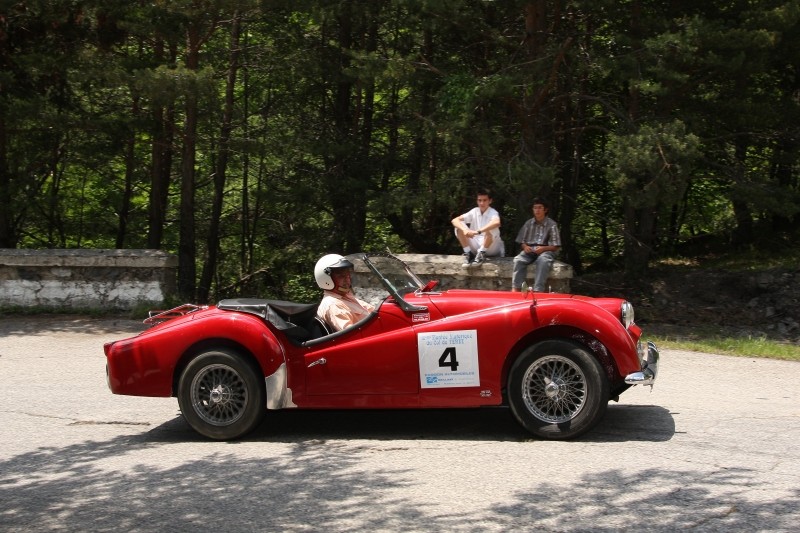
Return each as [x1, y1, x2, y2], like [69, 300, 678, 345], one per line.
[363, 253, 425, 294]
[352, 253, 429, 313]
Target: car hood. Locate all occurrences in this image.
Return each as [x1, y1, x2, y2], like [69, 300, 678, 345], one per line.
[411, 289, 626, 320]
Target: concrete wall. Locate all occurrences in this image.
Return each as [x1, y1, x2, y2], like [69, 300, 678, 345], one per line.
[353, 253, 572, 293]
[0, 249, 177, 311]
[0, 249, 569, 312]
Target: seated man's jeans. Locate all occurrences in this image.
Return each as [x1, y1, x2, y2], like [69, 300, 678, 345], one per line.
[512, 251, 555, 292]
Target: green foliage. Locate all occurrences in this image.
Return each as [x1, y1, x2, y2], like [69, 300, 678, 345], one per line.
[1, 0, 798, 295]
[607, 120, 701, 209]
[284, 273, 320, 304]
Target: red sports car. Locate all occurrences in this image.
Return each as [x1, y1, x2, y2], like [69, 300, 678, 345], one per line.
[104, 253, 659, 440]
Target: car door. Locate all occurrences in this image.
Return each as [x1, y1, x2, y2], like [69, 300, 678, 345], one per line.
[303, 308, 420, 399]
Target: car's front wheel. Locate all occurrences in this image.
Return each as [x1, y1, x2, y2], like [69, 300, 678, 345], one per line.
[508, 340, 609, 440]
[177, 349, 266, 440]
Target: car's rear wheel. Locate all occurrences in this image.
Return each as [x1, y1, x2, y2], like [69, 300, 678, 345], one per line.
[177, 349, 265, 440]
[508, 339, 608, 440]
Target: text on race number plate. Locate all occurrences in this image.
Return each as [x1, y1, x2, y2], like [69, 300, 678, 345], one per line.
[417, 330, 480, 388]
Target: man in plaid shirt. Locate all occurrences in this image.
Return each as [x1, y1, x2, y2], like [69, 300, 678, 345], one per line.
[511, 198, 561, 292]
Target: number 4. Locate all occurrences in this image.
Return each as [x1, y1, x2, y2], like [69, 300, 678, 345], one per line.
[438, 347, 459, 371]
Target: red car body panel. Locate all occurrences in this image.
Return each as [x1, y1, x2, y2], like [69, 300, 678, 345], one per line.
[105, 311, 286, 397]
[106, 289, 642, 407]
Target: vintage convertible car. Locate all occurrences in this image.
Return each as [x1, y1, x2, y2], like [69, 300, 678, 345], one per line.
[105, 253, 658, 441]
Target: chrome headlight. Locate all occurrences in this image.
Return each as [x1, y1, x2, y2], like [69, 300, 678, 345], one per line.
[621, 301, 635, 328]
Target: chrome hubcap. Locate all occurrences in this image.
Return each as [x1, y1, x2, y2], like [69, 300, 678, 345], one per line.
[209, 384, 231, 405]
[544, 377, 564, 399]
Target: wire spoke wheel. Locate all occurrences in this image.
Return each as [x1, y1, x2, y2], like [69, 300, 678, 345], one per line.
[521, 355, 587, 424]
[508, 340, 608, 440]
[178, 349, 266, 440]
[190, 363, 248, 426]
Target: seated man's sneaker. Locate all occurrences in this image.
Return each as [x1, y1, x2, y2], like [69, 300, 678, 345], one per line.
[461, 252, 474, 267]
[472, 251, 487, 265]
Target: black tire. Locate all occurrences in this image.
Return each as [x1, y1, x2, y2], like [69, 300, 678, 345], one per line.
[177, 349, 266, 440]
[508, 340, 609, 440]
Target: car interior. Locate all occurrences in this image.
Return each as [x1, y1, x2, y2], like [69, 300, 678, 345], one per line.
[216, 298, 378, 346]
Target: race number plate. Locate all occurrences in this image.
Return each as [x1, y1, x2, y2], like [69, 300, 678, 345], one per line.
[417, 330, 480, 388]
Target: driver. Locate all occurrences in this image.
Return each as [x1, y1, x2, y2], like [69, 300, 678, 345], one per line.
[315, 254, 375, 332]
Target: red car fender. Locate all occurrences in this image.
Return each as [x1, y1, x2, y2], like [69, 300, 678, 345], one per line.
[105, 310, 285, 397]
[527, 298, 641, 378]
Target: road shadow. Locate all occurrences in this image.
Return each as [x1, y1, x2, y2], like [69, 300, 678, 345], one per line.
[1, 413, 794, 532]
[141, 403, 674, 444]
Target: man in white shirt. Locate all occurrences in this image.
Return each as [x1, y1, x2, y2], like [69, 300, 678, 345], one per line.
[451, 189, 504, 266]
[314, 254, 375, 332]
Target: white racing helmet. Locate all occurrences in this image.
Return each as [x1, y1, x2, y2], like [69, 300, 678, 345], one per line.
[314, 253, 354, 290]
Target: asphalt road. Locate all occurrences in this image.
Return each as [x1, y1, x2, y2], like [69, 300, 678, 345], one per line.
[2, 316, 799, 532]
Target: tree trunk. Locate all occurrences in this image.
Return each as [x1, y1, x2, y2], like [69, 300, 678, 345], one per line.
[621, 0, 651, 279]
[623, 196, 656, 280]
[198, 13, 241, 303]
[46, 138, 65, 247]
[177, 24, 202, 301]
[147, 38, 176, 250]
[0, 107, 13, 247]
[385, 26, 443, 253]
[327, 3, 365, 253]
[769, 134, 797, 234]
[239, 29, 252, 276]
[731, 138, 753, 248]
[116, 95, 139, 248]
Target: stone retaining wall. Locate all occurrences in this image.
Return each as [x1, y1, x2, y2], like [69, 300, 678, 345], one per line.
[0, 249, 177, 311]
[0, 249, 569, 312]
[353, 253, 572, 293]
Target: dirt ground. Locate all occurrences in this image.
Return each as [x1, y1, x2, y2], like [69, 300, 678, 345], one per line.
[571, 265, 800, 343]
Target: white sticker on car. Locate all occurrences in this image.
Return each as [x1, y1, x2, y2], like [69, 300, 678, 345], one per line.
[412, 312, 430, 323]
[417, 330, 480, 388]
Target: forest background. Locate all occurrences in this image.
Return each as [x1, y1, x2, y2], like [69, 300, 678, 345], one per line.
[2, 0, 799, 304]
